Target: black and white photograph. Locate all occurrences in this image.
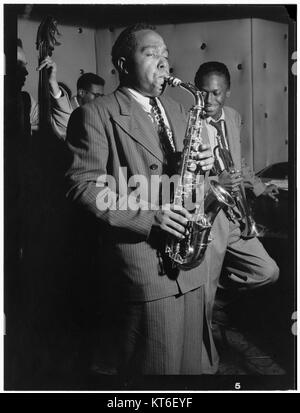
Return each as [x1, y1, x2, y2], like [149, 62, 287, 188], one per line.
[2, 2, 297, 393]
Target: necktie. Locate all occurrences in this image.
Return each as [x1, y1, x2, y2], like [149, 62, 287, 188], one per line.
[210, 119, 228, 150]
[149, 97, 176, 156]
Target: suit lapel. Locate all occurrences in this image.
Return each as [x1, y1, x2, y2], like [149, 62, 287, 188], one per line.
[224, 106, 240, 168]
[114, 88, 164, 162]
[200, 121, 210, 147]
[159, 95, 186, 151]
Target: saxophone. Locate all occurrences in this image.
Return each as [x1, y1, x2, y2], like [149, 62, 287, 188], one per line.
[165, 76, 235, 270]
[213, 136, 259, 238]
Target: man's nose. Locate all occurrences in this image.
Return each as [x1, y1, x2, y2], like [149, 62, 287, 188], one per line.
[206, 92, 213, 104]
[157, 57, 169, 71]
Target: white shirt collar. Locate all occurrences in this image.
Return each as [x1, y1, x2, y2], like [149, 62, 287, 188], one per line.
[127, 88, 155, 112]
[126, 87, 171, 129]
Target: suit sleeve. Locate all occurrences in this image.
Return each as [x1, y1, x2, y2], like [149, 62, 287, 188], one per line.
[65, 104, 156, 240]
[30, 88, 72, 140]
[29, 94, 39, 131]
[50, 87, 73, 140]
[238, 112, 266, 197]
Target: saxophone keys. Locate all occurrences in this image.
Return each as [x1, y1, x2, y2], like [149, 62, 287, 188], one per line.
[192, 142, 200, 152]
[190, 150, 199, 159]
[187, 245, 194, 255]
[184, 172, 194, 180]
[187, 161, 197, 172]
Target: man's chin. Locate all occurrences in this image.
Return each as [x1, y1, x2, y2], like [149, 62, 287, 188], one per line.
[205, 109, 217, 118]
[153, 81, 167, 95]
[160, 81, 168, 94]
[151, 89, 164, 97]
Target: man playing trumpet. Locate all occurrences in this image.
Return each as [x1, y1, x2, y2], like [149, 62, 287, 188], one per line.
[194, 61, 280, 324]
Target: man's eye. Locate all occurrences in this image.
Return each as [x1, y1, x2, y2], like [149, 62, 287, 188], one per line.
[146, 53, 168, 60]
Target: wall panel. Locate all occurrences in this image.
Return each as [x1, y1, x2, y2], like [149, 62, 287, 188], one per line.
[96, 20, 254, 166]
[159, 20, 254, 168]
[252, 19, 289, 171]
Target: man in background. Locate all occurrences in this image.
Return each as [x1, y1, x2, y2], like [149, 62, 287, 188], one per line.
[194, 61, 279, 324]
[17, 38, 72, 140]
[5, 38, 73, 387]
[71, 72, 105, 109]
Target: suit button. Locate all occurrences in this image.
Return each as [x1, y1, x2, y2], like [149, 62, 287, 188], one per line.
[150, 164, 158, 170]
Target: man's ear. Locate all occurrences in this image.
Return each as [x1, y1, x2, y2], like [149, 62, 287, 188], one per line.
[78, 88, 85, 97]
[226, 88, 231, 99]
[118, 57, 129, 75]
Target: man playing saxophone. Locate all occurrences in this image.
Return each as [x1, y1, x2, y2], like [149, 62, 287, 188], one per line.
[194, 61, 279, 323]
[66, 24, 219, 375]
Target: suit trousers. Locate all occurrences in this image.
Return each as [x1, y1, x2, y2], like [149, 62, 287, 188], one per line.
[117, 286, 219, 375]
[205, 211, 280, 323]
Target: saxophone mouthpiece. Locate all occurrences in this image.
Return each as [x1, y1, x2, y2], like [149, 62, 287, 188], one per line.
[165, 76, 182, 87]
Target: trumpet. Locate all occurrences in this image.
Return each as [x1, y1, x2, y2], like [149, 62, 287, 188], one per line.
[213, 143, 259, 238]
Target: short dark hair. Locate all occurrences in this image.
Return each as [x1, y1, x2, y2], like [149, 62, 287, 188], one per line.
[77, 73, 105, 90]
[195, 61, 231, 89]
[111, 23, 156, 70]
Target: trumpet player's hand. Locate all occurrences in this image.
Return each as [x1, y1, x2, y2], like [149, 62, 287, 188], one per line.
[194, 144, 214, 172]
[263, 184, 279, 202]
[219, 170, 243, 193]
[153, 204, 192, 239]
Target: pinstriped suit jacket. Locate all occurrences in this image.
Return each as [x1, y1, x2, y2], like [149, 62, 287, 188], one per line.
[66, 87, 208, 302]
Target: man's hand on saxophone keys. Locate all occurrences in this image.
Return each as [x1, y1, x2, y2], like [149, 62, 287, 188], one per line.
[193, 143, 214, 172]
[153, 204, 192, 240]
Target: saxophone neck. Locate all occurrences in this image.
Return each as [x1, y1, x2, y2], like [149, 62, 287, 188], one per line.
[166, 76, 205, 109]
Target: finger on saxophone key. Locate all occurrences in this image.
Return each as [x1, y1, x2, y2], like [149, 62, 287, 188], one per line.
[172, 205, 192, 221]
[196, 144, 214, 171]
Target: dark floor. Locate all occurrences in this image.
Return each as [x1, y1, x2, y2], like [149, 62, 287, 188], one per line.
[213, 315, 286, 375]
[5, 281, 296, 390]
[212, 284, 295, 378]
